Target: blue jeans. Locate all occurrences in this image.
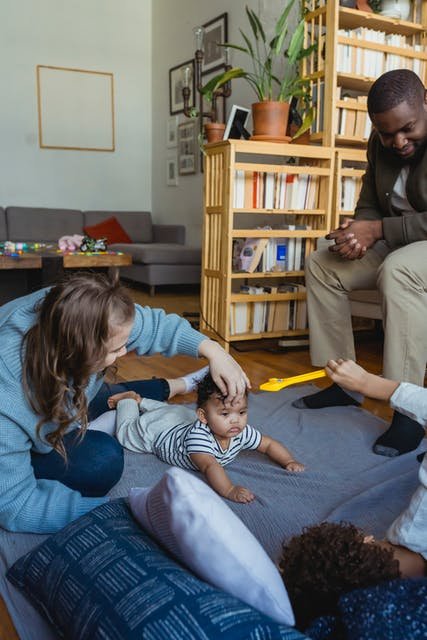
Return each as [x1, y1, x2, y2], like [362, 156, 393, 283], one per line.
[31, 378, 169, 497]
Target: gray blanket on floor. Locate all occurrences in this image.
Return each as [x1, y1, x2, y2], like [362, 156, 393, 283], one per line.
[0, 385, 423, 640]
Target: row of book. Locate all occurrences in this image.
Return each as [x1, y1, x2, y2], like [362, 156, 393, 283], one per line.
[337, 28, 426, 78]
[229, 284, 308, 336]
[340, 176, 363, 213]
[233, 170, 320, 210]
[336, 95, 371, 139]
[233, 234, 308, 273]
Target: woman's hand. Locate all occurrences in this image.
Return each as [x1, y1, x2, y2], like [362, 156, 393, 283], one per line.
[198, 340, 250, 401]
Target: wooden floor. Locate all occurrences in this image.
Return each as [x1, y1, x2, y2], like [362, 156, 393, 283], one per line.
[0, 284, 397, 638]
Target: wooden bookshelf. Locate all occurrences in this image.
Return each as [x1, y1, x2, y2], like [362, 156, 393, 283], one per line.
[303, 0, 427, 150]
[200, 139, 334, 350]
[333, 148, 367, 229]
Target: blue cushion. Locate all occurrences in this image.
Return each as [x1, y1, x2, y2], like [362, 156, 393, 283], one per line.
[7, 499, 308, 640]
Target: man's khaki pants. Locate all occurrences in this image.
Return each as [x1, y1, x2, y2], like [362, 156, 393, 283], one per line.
[306, 241, 427, 385]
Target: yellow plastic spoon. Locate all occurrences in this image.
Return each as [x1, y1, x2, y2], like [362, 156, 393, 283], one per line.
[260, 369, 327, 391]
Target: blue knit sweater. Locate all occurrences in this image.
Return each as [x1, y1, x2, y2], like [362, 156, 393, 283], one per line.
[0, 288, 206, 533]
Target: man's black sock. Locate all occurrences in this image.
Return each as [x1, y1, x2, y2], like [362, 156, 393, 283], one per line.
[292, 383, 361, 409]
[373, 411, 425, 457]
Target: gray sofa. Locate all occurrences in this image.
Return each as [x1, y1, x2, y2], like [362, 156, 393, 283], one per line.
[0, 206, 201, 296]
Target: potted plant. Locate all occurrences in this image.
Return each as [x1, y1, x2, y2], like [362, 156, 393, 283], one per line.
[213, 0, 315, 141]
[199, 68, 246, 142]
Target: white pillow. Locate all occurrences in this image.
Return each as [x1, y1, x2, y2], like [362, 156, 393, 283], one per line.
[129, 467, 295, 626]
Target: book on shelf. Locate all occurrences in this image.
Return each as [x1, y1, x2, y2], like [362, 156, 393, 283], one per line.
[230, 302, 249, 335]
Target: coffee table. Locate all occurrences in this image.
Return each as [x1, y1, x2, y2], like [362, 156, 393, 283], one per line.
[0, 251, 132, 303]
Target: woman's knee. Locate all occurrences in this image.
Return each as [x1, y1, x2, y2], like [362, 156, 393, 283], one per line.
[83, 431, 124, 496]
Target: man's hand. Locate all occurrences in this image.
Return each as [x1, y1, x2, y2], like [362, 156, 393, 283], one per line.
[326, 218, 383, 260]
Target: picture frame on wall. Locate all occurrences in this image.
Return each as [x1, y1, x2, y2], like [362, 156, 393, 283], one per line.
[169, 60, 195, 115]
[166, 115, 179, 148]
[178, 120, 197, 175]
[201, 67, 227, 124]
[166, 153, 179, 186]
[202, 13, 228, 73]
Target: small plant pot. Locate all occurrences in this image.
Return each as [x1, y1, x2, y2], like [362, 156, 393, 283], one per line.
[204, 122, 226, 143]
[251, 101, 291, 142]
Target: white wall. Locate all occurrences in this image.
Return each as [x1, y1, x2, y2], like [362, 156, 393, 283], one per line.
[0, 0, 152, 211]
[152, 0, 298, 246]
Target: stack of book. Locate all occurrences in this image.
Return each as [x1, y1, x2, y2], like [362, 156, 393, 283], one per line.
[229, 284, 308, 336]
[234, 170, 319, 210]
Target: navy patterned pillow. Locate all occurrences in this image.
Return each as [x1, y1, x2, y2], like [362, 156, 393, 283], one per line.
[7, 499, 308, 640]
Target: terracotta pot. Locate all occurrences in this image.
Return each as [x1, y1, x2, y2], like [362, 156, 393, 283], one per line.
[204, 122, 226, 143]
[251, 101, 291, 142]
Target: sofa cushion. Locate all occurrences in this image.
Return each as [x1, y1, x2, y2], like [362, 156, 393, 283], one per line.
[0, 207, 7, 241]
[112, 242, 201, 265]
[84, 211, 153, 243]
[6, 207, 84, 242]
[6, 499, 306, 640]
[83, 216, 132, 244]
[130, 468, 295, 626]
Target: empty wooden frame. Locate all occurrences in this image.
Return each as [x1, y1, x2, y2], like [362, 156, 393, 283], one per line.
[36, 65, 115, 151]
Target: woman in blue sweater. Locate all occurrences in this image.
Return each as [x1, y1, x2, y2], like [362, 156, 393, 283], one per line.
[0, 273, 248, 533]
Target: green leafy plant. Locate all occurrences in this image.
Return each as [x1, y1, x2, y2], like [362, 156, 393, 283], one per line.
[221, 0, 315, 102]
[201, 1, 316, 137]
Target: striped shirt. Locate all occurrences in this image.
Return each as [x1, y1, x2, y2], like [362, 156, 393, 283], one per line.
[152, 419, 262, 470]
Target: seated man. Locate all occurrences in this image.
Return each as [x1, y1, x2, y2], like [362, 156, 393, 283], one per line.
[294, 68, 427, 457]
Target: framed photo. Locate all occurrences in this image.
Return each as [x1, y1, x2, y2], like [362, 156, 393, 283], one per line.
[169, 60, 195, 115]
[201, 67, 227, 124]
[224, 104, 251, 139]
[202, 13, 228, 73]
[166, 153, 179, 186]
[178, 121, 198, 175]
[36, 65, 115, 151]
[166, 115, 179, 148]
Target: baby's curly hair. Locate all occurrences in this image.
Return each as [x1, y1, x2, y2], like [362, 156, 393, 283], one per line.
[279, 521, 401, 629]
[196, 372, 248, 408]
[196, 372, 225, 408]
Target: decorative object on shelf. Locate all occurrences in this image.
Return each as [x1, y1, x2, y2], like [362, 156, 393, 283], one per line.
[177, 121, 198, 175]
[379, 0, 412, 19]
[224, 105, 251, 139]
[169, 60, 195, 115]
[367, 0, 382, 11]
[340, 0, 357, 7]
[356, 0, 373, 10]
[181, 14, 237, 142]
[211, 0, 315, 142]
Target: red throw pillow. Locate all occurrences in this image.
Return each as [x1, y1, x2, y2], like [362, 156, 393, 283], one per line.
[83, 216, 132, 244]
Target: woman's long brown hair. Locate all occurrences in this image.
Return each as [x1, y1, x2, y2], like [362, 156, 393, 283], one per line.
[22, 273, 135, 456]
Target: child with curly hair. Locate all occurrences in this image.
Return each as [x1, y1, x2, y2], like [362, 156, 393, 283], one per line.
[104, 372, 304, 503]
[279, 520, 425, 629]
[280, 357, 427, 629]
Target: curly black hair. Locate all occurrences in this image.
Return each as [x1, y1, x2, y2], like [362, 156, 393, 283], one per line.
[279, 521, 401, 629]
[196, 372, 225, 408]
[368, 69, 425, 115]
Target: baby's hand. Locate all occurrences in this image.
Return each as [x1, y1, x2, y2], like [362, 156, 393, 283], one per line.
[107, 391, 142, 409]
[227, 485, 255, 503]
[285, 460, 305, 473]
